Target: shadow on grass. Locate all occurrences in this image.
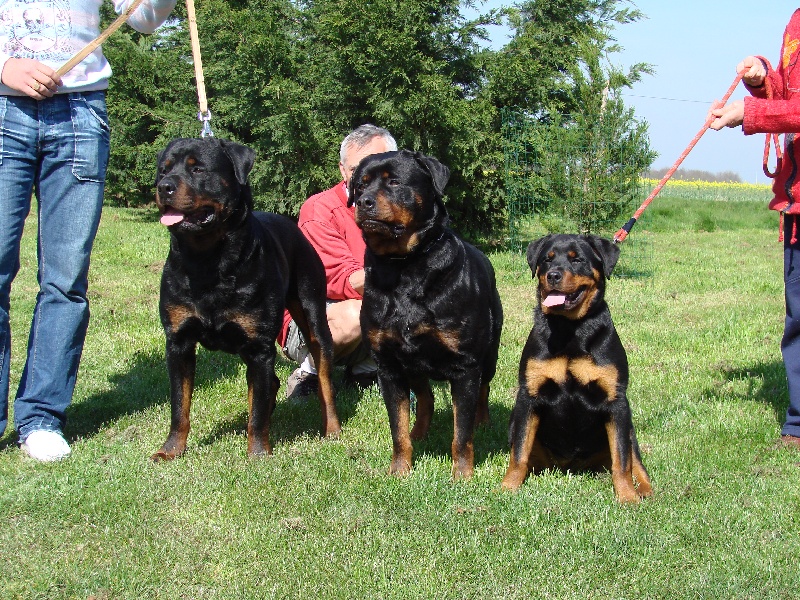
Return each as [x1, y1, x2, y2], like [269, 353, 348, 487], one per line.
[706, 360, 789, 425]
[196, 363, 362, 449]
[59, 347, 363, 451]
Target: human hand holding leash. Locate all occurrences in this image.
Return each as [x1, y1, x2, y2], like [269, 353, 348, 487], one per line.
[1, 58, 61, 99]
[708, 99, 745, 130]
[708, 57, 765, 130]
[737, 55, 767, 87]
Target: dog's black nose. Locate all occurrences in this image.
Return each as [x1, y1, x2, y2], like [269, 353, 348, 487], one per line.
[158, 180, 176, 197]
[356, 195, 376, 210]
[546, 269, 563, 285]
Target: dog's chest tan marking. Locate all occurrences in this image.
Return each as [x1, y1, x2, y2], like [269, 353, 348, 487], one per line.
[368, 322, 460, 354]
[165, 304, 199, 333]
[165, 304, 260, 339]
[525, 356, 618, 400]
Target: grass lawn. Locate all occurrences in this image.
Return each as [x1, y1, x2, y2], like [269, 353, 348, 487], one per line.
[1, 194, 798, 599]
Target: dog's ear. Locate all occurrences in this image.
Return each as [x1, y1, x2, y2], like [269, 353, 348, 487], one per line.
[219, 140, 256, 185]
[412, 151, 450, 198]
[586, 235, 620, 278]
[526, 235, 552, 278]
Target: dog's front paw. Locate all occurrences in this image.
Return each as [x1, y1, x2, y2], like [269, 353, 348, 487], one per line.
[150, 448, 181, 462]
[388, 456, 412, 476]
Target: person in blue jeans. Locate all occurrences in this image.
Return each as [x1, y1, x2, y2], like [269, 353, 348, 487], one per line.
[0, 0, 175, 461]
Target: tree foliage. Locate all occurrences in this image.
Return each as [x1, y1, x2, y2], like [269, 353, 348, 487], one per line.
[101, 0, 653, 238]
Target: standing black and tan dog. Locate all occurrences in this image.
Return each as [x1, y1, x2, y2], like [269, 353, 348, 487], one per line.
[151, 137, 340, 461]
[502, 234, 652, 503]
[348, 149, 503, 479]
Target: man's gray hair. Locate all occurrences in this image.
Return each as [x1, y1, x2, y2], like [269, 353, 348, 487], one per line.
[340, 124, 398, 163]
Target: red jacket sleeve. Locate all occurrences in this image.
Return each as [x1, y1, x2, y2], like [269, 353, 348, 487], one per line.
[298, 184, 365, 301]
[743, 10, 800, 135]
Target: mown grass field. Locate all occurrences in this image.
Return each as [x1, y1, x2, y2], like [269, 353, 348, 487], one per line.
[1, 183, 799, 599]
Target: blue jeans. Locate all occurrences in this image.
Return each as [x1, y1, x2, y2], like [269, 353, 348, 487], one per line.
[0, 92, 109, 441]
[782, 216, 800, 437]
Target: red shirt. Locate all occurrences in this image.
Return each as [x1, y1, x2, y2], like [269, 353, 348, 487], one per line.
[743, 8, 800, 218]
[277, 182, 366, 346]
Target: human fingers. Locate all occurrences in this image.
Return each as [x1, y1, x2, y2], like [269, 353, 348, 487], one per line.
[707, 104, 725, 130]
[1, 58, 61, 99]
[708, 101, 745, 130]
[737, 56, 765, 86]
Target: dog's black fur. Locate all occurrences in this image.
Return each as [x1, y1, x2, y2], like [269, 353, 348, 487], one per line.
[502, 234, 652, 502]
[348, 149, 503, 479]
[152, 137, 340, 460]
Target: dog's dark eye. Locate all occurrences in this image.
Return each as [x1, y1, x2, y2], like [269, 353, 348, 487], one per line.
[191, 166, 205, 174]
[388, 179, 401, 186]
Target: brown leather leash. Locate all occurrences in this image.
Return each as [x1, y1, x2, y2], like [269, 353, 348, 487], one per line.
[57, 0, 213, 138]
[185, 0, 213, 137]
[56, 0, 147, 78]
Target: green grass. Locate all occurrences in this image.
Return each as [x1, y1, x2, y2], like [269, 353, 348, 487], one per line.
[1, 198, 799, 599]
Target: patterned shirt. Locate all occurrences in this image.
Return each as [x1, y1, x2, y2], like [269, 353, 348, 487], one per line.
[0, 0, 176, 94]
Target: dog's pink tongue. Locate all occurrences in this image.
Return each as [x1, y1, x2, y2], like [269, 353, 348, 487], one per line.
[543, 293, 567, 307]
[160, 209, 184, 226]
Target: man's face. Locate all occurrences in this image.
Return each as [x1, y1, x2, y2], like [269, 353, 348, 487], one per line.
[339, 137, 391, 185]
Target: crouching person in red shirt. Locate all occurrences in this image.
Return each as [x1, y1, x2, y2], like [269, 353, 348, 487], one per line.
[278, 125, 397, 398]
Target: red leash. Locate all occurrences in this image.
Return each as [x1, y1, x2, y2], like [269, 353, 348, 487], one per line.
[761, 76, 783, 178]
[613, 73, 748, 244]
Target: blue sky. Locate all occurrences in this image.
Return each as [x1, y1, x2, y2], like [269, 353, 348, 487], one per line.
[477, 1, 792, 183]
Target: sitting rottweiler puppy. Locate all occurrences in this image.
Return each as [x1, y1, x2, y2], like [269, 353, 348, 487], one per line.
[151, 138, 340, 461]
[348, 149, 503, 479]
[502, 234, 652, 503]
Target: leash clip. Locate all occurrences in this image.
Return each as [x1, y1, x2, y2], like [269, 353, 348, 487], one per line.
[198, 110, 214, 138]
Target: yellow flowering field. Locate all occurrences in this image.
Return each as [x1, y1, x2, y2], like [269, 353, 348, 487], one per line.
[642, 178, 773, 203]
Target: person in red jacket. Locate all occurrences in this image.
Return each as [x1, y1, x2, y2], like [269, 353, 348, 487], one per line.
[709, 8, 800, 449]
[279, 125, 397, 398]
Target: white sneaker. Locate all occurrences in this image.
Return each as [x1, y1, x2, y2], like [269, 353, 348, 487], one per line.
[20, 430, 71, 462]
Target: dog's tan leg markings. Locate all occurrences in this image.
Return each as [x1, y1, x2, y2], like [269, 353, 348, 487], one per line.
[631, 431, 653, 498]
[286, 299, 341, 438]
[409, 381, 434, 441]
[605, 421, 641, 503]
[312, 346, 340, 438]
[388, 395, 413, 476]
[502, 413, 540, 490]
[474, 382, 490, 426]
[569, 357, 619, 401]
[245, 374, 272, 456]
[151, 357, 195, 462]
[451, 403, 475, 480]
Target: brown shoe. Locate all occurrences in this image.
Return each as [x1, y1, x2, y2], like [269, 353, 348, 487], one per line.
[781, 435, 800, 449]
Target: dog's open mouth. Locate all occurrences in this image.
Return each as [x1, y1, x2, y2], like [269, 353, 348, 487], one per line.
[359, 219, 406, 239]
[160, 207, 216, 228]
[542, 288, 586, 310]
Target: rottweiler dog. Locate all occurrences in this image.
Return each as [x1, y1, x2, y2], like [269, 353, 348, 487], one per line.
[348, 149, 503, 479]
[502, 234, 652, 503]
[151, 137, 340, 461]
